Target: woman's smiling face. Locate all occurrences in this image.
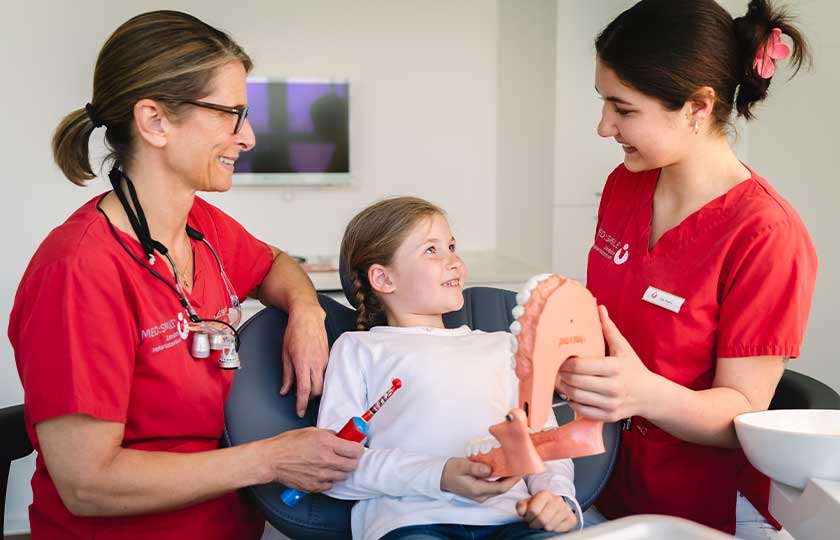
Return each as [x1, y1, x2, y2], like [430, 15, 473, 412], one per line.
[595, 58, 694, 173]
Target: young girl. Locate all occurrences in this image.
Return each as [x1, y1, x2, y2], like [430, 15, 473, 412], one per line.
[316, 197, 581, 540]
[556, 0, 817, 538]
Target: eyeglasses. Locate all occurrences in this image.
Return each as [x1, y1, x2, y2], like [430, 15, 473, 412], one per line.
[183, 100, 249, 134]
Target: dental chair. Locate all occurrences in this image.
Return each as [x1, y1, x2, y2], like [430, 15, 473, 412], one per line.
[770, 369, 840, 410]
[223, 284, 623, 540]
[1, 404, 34, 539]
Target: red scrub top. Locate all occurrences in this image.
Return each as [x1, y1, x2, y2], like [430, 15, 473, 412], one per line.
[9, 195, 274, 540]
[587, 164, 817, 534]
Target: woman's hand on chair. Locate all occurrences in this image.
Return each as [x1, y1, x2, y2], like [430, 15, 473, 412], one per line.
[259, 427, 363, 492]
[280, 304, 329, 418]
[556, 305, 657, 423]
[440, 457, 521, 502]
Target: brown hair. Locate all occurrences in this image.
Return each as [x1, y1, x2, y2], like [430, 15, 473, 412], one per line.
[596, 0, 810, 129]
[52, 10, 252, 185]
[341, 197, 445, 330]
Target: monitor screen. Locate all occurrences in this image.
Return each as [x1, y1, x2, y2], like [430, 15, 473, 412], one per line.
[234, 78, 350, 185]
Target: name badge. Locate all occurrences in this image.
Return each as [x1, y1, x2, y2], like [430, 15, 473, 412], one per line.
[642, 286, 685, 314]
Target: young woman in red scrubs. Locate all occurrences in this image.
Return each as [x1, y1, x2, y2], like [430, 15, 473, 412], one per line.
[556, 1, 817, 538]
[9, 11, 363, 540]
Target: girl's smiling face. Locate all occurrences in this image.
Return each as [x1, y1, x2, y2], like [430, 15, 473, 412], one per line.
[372, 213, 466, 327]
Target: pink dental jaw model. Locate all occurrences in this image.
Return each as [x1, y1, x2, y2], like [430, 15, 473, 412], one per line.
[468, 274, 606, 477]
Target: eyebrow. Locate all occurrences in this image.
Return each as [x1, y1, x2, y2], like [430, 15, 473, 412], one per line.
[595, 86, 634, 106]
[419, 236, 456, 246]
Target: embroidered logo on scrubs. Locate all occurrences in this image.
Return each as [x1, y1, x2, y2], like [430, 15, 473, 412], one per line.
[177, 312, 190, 340]
[593, 228, 630, 266]
[613, 244, 629, 265]
[141, 311, 191, 354]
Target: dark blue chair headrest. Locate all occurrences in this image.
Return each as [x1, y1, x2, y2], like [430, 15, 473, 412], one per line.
[338, 251, 357, 308]
[224, 290, 622, 540]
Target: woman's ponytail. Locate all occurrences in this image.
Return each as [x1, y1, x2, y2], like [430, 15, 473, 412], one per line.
[52, 108, 98, 186]
[733, 0, 810, 119]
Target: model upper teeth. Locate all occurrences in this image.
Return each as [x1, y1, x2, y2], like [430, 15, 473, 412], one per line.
[522, 273, 554, 295]
[219, 156, 235, 165]
[516, 289, 531, 305]
[513, 273, 555, 314]
[443, 279, 459, 287]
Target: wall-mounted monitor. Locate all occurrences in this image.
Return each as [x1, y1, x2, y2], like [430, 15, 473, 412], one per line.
[234, 78, 350, 186]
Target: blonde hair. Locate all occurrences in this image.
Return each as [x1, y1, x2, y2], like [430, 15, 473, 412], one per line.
[52, 10, 252, 185]
[341, 197, 445, 330]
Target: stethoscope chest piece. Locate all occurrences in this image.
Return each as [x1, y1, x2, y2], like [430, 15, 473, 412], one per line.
[189, 328, 240, 369]
[190, 332, 211, 359]
[217, 336, 241, 370]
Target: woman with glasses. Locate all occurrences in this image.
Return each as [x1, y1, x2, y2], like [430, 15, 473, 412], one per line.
[8, 11, 362, 540]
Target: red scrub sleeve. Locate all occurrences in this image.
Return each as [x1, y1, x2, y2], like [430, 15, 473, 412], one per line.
[718, 219, 817, 528]
[717, 220, 817, 359]
[12, 257, 138, 437]
[196, 200, 275, 302]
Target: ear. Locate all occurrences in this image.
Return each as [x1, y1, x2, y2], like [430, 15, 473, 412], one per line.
[368, 264, 395, 295]
[132, 99, 171, 148]
[685, 86, 716, 129]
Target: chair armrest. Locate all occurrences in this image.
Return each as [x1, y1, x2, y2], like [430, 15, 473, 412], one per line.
[770, 370, 840, 410]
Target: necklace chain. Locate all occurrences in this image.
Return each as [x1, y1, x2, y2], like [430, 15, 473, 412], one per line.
[176, 234, 194, 289]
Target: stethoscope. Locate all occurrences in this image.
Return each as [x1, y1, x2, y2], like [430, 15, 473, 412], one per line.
[98, 166, 242, 369]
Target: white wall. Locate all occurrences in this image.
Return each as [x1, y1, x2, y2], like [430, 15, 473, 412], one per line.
[551, 1, 631, 281]
[496, 0, 556, 271]
[199, 0, 500, 256]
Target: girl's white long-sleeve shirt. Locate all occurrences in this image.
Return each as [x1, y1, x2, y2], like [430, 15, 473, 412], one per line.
[316, 325, 577, 540]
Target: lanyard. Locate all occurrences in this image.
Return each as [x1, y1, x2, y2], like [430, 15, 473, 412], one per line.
[98, 166, 242, 366]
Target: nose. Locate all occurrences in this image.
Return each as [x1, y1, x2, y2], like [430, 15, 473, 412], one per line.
[597, 102, 617, 138]
[237, 118, 256, 151]
[448, 253, 464, 271]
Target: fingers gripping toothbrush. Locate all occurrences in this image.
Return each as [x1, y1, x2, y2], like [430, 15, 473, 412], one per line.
[280, 378, 402, 507]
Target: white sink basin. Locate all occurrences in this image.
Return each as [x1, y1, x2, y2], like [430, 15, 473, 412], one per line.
[563, 515, 732, 539]
[735, 409, 840, 489]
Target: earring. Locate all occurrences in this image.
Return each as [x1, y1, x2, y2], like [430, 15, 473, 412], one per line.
[693, 121, 700, 135]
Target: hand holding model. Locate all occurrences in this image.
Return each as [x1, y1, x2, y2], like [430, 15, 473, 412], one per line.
[440, 458, 522, 503]
[558, 305, 659, 423]
[516, 490, 578, 533]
